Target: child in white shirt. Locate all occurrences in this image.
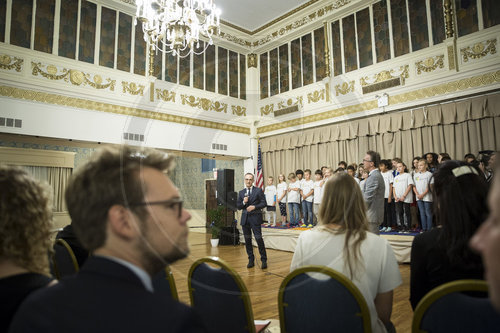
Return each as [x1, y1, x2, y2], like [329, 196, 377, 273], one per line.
[300, 169, 314, 227]
[380, 160, 394, 232]
[264, 176, 277, 226]
[413, 159, 434, 231]
[287, 173, 301, 227]
[276, 174, 288, 226]
[393, 162, 414, 233]
[312, 169, 324, 226]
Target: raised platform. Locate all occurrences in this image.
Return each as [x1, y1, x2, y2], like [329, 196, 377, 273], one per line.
[240, 225, 414, 263]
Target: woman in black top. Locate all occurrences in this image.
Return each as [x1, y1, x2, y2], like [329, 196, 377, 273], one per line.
[409, 160, 488, 309]
[0, 166, 54, 332]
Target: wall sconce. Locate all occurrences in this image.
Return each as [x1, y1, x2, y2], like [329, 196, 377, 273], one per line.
[375, 93, 389, 108]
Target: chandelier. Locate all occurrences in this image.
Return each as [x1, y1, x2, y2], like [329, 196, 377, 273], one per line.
[135, 0, 221, 58]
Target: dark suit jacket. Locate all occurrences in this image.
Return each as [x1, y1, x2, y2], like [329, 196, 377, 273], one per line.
[236, 186, 266, 226]
[9, 257, 206, 333]
[56, 224, 89, 267]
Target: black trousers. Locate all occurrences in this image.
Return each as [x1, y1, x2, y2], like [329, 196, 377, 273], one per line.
[242, 223, 267, 262]
[383, 199, 393, 228]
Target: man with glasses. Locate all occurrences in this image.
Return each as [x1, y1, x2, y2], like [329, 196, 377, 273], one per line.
[10, 145, 206, 333]
[362, 151, 385, 235]
[237, 173, 268, 269]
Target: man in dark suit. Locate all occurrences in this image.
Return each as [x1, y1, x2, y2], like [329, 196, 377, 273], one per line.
[9, 145, 206, 333]
[363, 150, 385, 235]
[237, 173, 268, 269]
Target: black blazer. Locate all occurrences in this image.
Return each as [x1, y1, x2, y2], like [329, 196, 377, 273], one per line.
[236, 186, 266, 226]
[9, 257, 207, 333]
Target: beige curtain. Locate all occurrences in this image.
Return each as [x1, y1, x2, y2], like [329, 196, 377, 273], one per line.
[20, 166, 72, 212]
[261, 92, 500, 179]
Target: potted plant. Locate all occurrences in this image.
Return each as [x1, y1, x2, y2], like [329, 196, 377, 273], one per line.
[207, 206, 225, 247]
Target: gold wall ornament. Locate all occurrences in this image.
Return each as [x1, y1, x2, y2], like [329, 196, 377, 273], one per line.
[0, 85, 250, 134]
[448, 45, 456, 70]
[122, 81, 145, 96]
[155, 89, 176, 102]
[248, 54, 257, 68]
[257, 69, 500, 134]
[212, 101, 228, 113]
[323, 21, 331, 78]
[260, 104, 274, 115]
[32, 62, 70, 80]
[278, 96, 303, 109]
[307, 89, 325, 103]
[335, 81, 355, 96]
[180, 94, 230, 114]
[231, 105, 247, 116]
[461, 39, 497, 62]
[415, 55, 445, 74]
[443, 0, 454, 38]
[218, 31, 251, 47]
[0, 54, 23, 72]
[360, 65, 409, 86]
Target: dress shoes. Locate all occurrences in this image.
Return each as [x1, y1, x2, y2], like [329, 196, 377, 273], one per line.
[261, 260, 268, 269]
[247, 261, 255, 268]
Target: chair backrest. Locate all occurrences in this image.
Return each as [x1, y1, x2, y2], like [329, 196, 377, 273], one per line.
[188, 256, 255, 333]
[412, 279, 500, 333]
[152, 265, 179, 301]
[51, 238, 79, 279]
[278, 265, 371, 333]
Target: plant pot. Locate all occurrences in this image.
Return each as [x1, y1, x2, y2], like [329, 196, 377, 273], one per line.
[210, 238, 219, 247]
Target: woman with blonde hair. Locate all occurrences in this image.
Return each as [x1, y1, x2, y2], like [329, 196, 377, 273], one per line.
[0, 166, 55, 330]
[291, 173, 401, 333]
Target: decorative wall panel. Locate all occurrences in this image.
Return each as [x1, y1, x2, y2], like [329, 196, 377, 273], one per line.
[314, 26, 326, 80]
[356, 8, 373, 68]
[260, 52, 268, 99]
[78, 1, 96, 64]
[134, 24, 146, 76]
[34, 0, 55, 54]
[117, 13, 132, 72]
[239, 54, 246, 100]
[0, 0, 5, 43]
[99, 7, 116, 69]
[408, 0, 428, 51]
[343, 14, 357, 72]
[482, 0, 500, 28]
[430, 0, 445, 45]
[218, 47, 228, 95]
[455, 0, 478, 37]
[391, 0, 410, 57]
[229, 50, 238, 98]
[205, 45, 215, 92]
[179, 53, 191, 87]
[373, 0, 391, 62]
[269, 48, 279, 96]
[331, 21, 342, 76]
[291, 38, 302, 89]
[279, 44, 289, 93]
[10, 0, 32, 49]
[301, 33, 314, 85]
[59, 0, 78, 59]
[193, 42, 205, 90]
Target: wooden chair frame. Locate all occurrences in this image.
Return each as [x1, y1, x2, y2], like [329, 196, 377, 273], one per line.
[278, 265, 371, 333]
[51, 238, 79, 279]
[188, 256, 256, 333]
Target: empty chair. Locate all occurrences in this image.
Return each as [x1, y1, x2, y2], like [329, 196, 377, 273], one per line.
[51, 238, 79, 279]
[279, 265, 371, 333]
[188, 256, 255, 333]
[152, 265, 179, 300]
[412, 279, 500, 333]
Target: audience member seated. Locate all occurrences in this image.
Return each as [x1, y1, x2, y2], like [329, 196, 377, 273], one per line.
[471, 159, 500, 313]
[56, 224, 89, 267]
[291, 173, 402, 333]
[9, 146, 206, 333]
[410, 160, 488, 309]
[0, 166, 55, 332]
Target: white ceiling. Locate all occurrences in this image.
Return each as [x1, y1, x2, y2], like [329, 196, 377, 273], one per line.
[215, 0, 311, 32]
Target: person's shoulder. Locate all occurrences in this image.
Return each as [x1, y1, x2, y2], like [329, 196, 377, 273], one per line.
[365, 232, 389, 247]
[413, 228, 441, 247]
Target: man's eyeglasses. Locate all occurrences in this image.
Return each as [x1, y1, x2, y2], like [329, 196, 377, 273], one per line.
[363, 158, 373, 163]
[245, 178, 254, 181]
[129, 198, 183, 218]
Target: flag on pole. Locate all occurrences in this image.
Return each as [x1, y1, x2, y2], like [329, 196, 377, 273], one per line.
[255, 141, 264, 189]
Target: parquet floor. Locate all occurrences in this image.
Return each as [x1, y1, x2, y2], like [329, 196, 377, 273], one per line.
[170, 232, 413, 332]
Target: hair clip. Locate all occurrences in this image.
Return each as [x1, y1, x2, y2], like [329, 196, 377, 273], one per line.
[452, 165, 479, 178]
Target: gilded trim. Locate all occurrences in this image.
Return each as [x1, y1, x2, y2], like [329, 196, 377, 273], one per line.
[261, 104, 274, 116]
[122, 81, 145, 96]
[156, 88, 176, 102]
[415, 55, 445, 74]
[0, 85, 250, 134]
[360, 65, 409, 86]
[248, 54, 257, 68]
[307, 89, 325, 103]
[231, 105, 247, 116]
[448, 45, 456, 70]
[444, 0, 454, 38]
[0, 54, 23, 72]
[461, 39, 497, 62]
[278, 97, 303, 109]
[257, 70, 500, 134]
[335, 81, 355, 96]
[180, 94, 232, 114]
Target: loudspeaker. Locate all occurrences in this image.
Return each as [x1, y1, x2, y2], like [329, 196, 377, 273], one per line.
[217, 169, 235, 210]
